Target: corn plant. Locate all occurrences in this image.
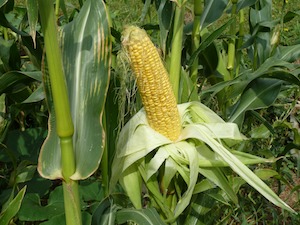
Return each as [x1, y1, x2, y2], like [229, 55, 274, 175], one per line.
[37, 0, 111, 224]
[0, 0, 300, 224]
[110, 24, 296, 223]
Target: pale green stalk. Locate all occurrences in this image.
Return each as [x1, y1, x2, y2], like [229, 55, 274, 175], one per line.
[55, 0, 60, 16]
[235, 9, 245, 76]
[101, 111, 109, 196]
[227, 0, 238, 78]
[169, 0, 185, 102]
[190, 0, 202, 84]
[38, 1, 81, 225]
[3, 27, 8, 40]
[252, 1, 260, 70]
[55, 0, 68, 22]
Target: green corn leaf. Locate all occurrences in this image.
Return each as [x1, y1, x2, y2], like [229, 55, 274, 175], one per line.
[146, 146, 170, 180]
[229, 78, 282, 126]
[196, 144, 238, 203]
[38, 0, 111, 180]
[277, 44, 300, 62]
[180, 125, 296, 213]
[156, 0, 174, 55]
[236, 0, 257, 12]
[283, 10, 300, 23]
[0, 71, 41, 95]
[193, 179, 216, 194]
[202, 57, 294, 98]
[64, 0, 111, 180]
[116, 208, 166, 225]
[200, 0, 228, 29]
[173, 142, 199, 218]
[0, 0, 8, 8]
[189, 18, 234, 67]
[26, 0, 38, 47]
[162, 156, 178, 192]
[22, 84, 45, 103]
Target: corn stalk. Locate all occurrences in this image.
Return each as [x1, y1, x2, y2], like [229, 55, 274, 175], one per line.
[190, 0, 202, 84]
[169, 0, 186, 102]
[38, 1, 81, 224]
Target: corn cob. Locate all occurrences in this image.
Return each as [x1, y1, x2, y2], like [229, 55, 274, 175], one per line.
[122, 26, 181, 141]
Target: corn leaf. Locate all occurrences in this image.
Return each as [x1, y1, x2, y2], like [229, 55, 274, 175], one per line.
[181, 125, 295, 213]
[162, 156, 178, 192]
[116, 208, 166, 225]
[202, 58, 295, 98]
[173, 142, 199, 218]
[26, 0, 38, 47]
[110, 109, 171, 187]
[146, 147, 170, 180]
[229, 78, 282, 126]
[119, 164, 143, 209]
[0, 0, 8, 8]
[200, 0, 228, 30]
[195, 144, 238, 203]
[193, 179, 216, 194]
[39, 0, 111, 180]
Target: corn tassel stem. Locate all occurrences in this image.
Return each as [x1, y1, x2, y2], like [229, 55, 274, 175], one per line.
[190, 0, 202, 84]
[38, 1, 81, 225]
[227, 0, 238, 78]
[169, 1, 185, 102]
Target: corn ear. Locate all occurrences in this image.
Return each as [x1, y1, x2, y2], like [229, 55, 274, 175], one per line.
[122, 26, 181, 141]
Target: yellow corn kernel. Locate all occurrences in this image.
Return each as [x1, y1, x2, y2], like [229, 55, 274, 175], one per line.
[122, 26, 181, 141]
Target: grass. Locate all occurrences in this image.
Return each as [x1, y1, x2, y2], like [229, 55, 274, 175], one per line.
[272, 0, 300, 45]
[14, 0, 300, 46]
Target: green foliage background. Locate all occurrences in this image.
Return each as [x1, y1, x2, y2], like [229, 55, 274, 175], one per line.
[1, 0, 300, 224]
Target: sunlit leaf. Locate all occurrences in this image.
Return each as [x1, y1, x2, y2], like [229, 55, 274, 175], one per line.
[180, 125, 295, 213]
[38, 0, 111, 180]
[229, 78, 282, 126]
[119, 163, 143, 209]
[172, 142, 199, 218]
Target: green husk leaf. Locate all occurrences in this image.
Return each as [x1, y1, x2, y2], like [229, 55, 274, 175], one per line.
[180, 125, 295, 213]
[119, 164, 143, 209]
